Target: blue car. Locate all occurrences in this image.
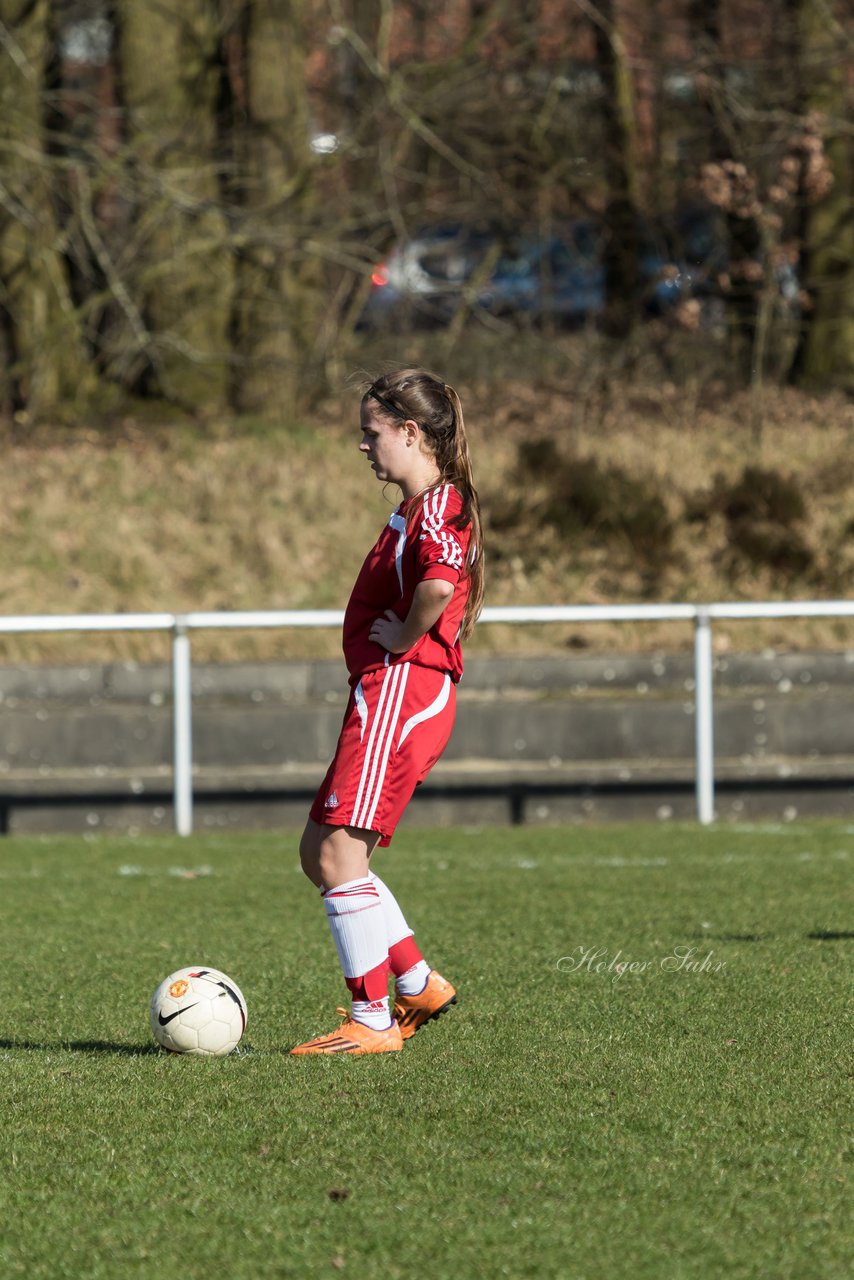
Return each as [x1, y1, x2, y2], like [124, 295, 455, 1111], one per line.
[359, 220, 691, 329]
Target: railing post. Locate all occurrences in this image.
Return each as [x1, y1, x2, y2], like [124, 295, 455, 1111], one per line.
[172, 619, 193, 836]
[694, 606, 715, 824]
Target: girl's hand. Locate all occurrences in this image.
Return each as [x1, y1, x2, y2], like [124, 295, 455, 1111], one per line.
[369, 609, 409, 653]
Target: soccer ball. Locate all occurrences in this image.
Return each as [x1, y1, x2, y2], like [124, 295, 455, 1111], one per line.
[150, 966, 247, 1057]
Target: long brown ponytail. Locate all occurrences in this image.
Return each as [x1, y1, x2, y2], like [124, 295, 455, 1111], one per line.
[363, 369, 484, 638]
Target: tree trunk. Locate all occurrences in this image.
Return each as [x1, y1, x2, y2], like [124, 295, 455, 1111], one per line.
[113, 0, 229, 401]
[0, 0, 92, 418]
[226, 0, 320, 413]
[689, 0, 763, 379]
[790, 0, 854, 390]
[335, 0, 386, 223]
[592, 0, 641, 339]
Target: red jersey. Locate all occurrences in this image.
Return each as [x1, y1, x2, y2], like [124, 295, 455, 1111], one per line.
[343, 482, 472, 684]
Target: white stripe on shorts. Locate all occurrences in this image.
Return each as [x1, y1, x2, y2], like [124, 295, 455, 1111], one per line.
[363, 662, 410, 831]
[397, 673, 451, 748]
[351, 663, 410, 831]
[354, 680, 368, 742]
[351, 666, 395, 827]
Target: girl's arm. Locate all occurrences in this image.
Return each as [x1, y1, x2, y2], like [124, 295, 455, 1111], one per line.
[369, 579, 454, 654]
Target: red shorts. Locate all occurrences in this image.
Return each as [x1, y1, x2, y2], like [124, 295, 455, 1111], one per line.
[309, 662, 456, 846]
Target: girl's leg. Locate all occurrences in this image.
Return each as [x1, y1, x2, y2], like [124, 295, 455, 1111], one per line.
[298, 820, 393, 1031]
[360, 864, 457, 1037]
[366, 871, 431, 994]
[300, 821, 428, 988]
[294, 668, 457, 1049]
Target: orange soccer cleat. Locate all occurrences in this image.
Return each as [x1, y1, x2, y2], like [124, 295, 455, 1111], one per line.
[393, 971, 457, 1041]
[290, 1008, 403, 1056]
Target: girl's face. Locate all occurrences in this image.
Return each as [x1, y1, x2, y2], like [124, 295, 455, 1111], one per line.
[358, 404, 412, 485]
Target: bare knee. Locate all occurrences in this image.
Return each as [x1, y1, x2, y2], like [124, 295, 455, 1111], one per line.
[311, 824, 378, 891]
[316, 834, 353, 890]
[299, 821, 324, 888]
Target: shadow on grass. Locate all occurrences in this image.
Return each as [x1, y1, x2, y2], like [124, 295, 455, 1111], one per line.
[0, 1038, 160, 1055]
[694, 931, 853, 942]
[694, 932, 768, 942]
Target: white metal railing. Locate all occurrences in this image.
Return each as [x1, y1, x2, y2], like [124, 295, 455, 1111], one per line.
[1, 602, 853, 833]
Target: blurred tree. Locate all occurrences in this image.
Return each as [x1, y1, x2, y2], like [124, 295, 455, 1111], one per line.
[225, 0, 322, 412]
[689, 0, 765, 377]
[1, 0, 852, 421]
[113, 0, 229, 401]
[0, 0, 92, 417]
[789, 0, 854, 390]
[591, 0, 641, 338]
[318, 0, 388, 347]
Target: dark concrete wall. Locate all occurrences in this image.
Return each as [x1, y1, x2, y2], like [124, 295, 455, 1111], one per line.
[1, 652, 853, 833]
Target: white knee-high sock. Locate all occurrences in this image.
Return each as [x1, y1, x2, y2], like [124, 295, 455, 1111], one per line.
[367, 870, 413, 947]
[322, 877, 391, 1029]
[368, 871, 431, 996]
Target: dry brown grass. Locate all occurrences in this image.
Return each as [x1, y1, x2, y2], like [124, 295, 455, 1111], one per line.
[473, 374, 854, 655]
[2, 368, 852, 666]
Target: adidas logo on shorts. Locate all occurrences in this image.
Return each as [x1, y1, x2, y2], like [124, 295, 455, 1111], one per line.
[324, 791, 339, 809]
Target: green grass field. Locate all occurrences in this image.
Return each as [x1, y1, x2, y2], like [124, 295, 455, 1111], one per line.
[0, 823, 850, 1279]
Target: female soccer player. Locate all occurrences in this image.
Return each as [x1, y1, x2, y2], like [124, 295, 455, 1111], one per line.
[291, 369, 484, 1055]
